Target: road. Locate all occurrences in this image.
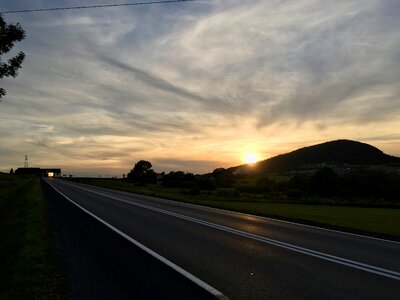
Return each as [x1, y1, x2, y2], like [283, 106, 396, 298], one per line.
[44, 178, 400, 299]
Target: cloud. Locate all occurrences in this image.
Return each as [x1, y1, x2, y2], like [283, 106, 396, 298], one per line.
[150, 0, 400, 126]
[98, 54, 207, 102]
[0, 0, 399, 174]
[152, 158, 224, 174]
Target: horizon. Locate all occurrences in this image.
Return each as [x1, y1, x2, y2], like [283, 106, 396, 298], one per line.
[1, 0, 400, 176]
[5, 138, 399, 177]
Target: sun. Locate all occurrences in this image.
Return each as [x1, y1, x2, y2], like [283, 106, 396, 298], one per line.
[244, 153, 258, 164]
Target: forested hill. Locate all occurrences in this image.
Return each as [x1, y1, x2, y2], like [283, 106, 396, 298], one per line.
[232, 140, 400, 174]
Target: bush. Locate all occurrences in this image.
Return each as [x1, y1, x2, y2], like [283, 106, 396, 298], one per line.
[212, 168, 235, 187]
[255, 175, 276, 193]
[309, 167, 338, 197]
[285, 189, 306, 200]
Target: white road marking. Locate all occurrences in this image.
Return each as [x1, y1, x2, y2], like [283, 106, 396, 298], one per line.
[59, 180, 400, 282]
[45, 180, 228, 300]
[63, 179, 400, 245]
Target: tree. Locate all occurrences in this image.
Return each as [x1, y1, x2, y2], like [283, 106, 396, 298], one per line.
[255, 175, 275, 193]
[212, 168, 235, 187]
[9, 168, 13, 174]
[127, 160, 156, 184]
[162, 171, 197, 188]
[0, 14, 26, 100]
[309, 167, 338, 197]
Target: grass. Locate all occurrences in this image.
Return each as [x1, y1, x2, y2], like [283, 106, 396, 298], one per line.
[73, 178, 400, 238]
[194, 201, 400, 238]
[0, 173, 63, 298]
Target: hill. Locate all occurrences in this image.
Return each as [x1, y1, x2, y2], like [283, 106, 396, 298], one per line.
[231, 140, 400, 174]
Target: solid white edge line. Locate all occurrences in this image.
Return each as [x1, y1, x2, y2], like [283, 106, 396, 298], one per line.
[45, 179, 228, 300]
[64, 179, 400, 245]
[72, 182, 400, 281]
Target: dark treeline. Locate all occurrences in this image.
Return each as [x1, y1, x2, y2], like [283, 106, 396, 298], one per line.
[255, 168, 400, 203]
[126, 161, 400, 205]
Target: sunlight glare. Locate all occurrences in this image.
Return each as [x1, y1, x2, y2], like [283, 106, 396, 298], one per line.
[244, 153, 258, 164]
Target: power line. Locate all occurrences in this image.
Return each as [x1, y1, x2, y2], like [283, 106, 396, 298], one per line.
[0, 0, 198, 14]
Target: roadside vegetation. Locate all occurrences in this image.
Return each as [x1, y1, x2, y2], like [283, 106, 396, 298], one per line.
[70, 160, 400, 238]
[0, 173, 63, 298]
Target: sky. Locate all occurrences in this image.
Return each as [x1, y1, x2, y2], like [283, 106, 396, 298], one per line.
[0, 0, 399, 176]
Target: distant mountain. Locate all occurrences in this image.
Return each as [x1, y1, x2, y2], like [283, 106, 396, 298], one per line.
[230, 140, 400, 174]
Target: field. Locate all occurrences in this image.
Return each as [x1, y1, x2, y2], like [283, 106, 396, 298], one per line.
[0, 173, 62, 298]
[72, 178, 400, 238]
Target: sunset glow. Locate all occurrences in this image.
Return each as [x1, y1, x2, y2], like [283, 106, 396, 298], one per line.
[244, 153, 258, 164]
[0, 1, 399, 176]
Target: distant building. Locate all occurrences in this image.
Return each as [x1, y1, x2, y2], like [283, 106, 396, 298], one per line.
[14, 168, 62, 177]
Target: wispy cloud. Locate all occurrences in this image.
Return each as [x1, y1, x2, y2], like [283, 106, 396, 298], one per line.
[0, 0, 399, 175]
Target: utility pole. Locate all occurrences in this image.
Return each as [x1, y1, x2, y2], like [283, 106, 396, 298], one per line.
[24, 154, 29, 168]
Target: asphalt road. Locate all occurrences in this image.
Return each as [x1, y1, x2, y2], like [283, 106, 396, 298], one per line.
[44, 178, 400, 299]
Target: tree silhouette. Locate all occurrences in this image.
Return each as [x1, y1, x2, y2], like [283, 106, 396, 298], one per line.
[309, 167, 338, 197]
[0, 14, 25, 100]
[212, 168, 235, 187]
[127, 160, 156, 184]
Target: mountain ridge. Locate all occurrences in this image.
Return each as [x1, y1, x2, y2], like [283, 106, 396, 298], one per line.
[230, 139, 400, 174]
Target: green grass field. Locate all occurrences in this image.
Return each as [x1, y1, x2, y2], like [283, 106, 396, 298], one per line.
[74, 178, 400, 238]
[0, 173, 62, 298]
[195, 201, 400, 237]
